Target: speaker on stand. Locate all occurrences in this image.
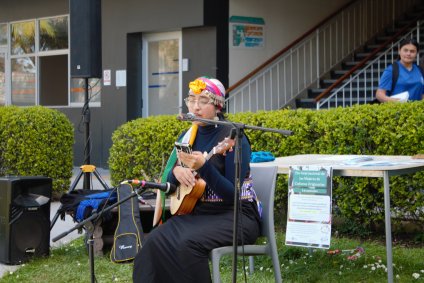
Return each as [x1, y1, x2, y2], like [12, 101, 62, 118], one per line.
[0, 176, 52, 265]
[70, 0, 102, 79]
[66, 2, 106, 282]
[67, 0, 104, 191]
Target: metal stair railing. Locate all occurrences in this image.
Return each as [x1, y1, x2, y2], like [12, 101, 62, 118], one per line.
[224, 0, 420, 114]
[316, 20, 422, 109]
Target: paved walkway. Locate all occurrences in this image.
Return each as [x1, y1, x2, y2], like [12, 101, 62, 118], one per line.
[0, 168, 111, 278]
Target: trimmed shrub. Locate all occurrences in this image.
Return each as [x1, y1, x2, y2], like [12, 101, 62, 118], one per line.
[108, 115, 190, 184]
[0, 106, 74, 193]
[109, 102, 424, 229]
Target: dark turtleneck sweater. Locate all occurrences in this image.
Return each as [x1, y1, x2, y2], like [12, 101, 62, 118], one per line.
[168, 123, 251, 202]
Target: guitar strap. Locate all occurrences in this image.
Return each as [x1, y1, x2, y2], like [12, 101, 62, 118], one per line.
[152, 125, 198, 227]
[110, 183, 144, 263]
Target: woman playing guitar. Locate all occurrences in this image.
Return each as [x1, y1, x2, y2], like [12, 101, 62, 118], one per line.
[133, 76, 261, 283]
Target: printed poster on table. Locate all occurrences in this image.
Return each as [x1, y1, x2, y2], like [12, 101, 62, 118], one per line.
[285, 166, 333, 249]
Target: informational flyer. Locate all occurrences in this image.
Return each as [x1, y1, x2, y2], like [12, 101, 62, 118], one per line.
[230, 16, 265, 49]
[285, 166, 333, 249]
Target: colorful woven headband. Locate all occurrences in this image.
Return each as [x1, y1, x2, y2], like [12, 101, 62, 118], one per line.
[188, 77, 225, 109]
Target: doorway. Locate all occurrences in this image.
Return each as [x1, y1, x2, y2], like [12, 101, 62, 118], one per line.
[142, 31, 182, 117]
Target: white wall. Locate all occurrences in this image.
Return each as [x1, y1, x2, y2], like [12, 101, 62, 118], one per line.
[229, 0, 350, 85]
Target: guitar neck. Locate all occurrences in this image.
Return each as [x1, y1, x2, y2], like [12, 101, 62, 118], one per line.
[205, 145, 222, 161]
[205, 151, 214, 161]
[204, 137, 234, 161]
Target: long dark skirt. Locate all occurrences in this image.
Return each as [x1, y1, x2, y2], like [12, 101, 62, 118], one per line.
[133, 201, 260, 283]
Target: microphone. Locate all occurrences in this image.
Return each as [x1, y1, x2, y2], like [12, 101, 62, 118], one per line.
[123, 179, 177, 194]
[178, 112, 196, 121]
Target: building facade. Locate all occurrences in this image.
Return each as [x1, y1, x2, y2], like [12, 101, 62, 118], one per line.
[0, 0, 347, 167]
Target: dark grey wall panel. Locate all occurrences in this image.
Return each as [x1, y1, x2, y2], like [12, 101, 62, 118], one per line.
[0, 0, 68, 20]
[126, 33, 143, 121]
[182, 26, 217, 96]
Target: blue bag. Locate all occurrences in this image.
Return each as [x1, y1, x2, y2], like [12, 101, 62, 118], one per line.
[59, 189, 117, 222]
[250, 151, 275, 163]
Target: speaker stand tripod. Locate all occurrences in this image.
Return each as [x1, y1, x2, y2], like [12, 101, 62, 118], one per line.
[50, 164, 111, 230]
[51, 77, 110, 230]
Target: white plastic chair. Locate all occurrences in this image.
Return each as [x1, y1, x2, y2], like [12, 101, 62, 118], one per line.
[210, 165, 282, 283]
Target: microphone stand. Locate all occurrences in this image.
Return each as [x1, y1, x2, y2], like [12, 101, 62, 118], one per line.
[52, 184, 149, 283]
[178, 114, 292, 282]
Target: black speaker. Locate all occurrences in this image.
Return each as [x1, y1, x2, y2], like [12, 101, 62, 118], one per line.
[70, 0, 102, 78]
[0, 176, 52, 265]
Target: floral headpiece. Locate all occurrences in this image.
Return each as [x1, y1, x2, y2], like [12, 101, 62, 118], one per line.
[188, 76, 225, 109]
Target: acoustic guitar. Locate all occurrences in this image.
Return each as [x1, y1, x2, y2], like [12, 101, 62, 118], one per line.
[170, 132, 236, 215]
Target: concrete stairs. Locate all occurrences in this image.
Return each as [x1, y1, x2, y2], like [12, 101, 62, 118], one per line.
[296, 6, 424, 109]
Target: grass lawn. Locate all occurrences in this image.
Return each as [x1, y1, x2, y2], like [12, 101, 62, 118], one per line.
[1, 229, 423, 283]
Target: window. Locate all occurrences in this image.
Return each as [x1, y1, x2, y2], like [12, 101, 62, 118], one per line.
[0, 51, 5, 105]
[71, 78, 101, 105]
[0, 23, 7, 46]
[39, 16, 68, 51]
[11, 20, 35, 56]
[11, 57, 36, 106]
[39, 55, 67, 106]
[3, 15, 101, 107]
[10, 20, 36, 105]
[38, 15, 70, 106]
[0, 23, 7, 105]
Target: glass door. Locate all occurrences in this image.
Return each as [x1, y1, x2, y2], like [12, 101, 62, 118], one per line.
[142, 31, 181, 117]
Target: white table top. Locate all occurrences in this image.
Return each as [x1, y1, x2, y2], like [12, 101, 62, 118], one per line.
[251, 154, 424, 177]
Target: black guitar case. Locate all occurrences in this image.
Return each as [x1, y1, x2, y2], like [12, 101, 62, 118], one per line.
[110, 183, 144, 263]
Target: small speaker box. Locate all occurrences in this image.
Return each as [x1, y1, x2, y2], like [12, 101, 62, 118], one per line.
[0, 176, 52, 265]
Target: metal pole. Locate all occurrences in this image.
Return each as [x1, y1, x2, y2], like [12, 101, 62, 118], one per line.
[83, 221, 96, 283]
[383, 171, 394, 283]
[231, 127, 243, 283]
[83, 77, 91, 190]
[88, 233, 95, 283]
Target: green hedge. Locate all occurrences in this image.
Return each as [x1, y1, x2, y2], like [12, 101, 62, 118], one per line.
[0, 106, 74, 193]
[108, 115, 190, 184]
[109, 102, 424, 228]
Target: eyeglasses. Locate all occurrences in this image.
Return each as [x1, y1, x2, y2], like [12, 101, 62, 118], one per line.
[184, 96, 214, 107]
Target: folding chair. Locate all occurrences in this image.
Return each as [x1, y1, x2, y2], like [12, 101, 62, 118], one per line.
[210, 165, 282, 283]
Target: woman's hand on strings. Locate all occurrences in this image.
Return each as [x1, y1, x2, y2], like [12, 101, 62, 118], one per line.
[173, 165, 196, 187]
[177, 151, 206, 171]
